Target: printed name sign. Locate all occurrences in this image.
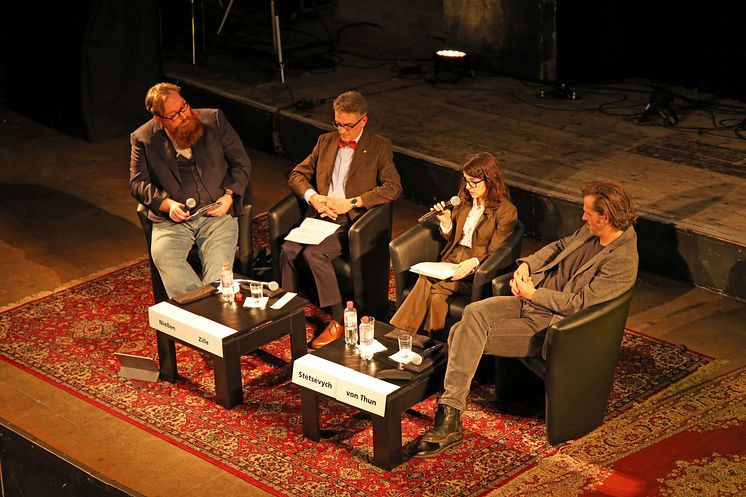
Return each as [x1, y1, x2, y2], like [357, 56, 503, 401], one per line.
[148, 302, 237, 357]
[292, 355, 400, 417]
[291, 355, 344, 398]
[336, 372, 399, 417]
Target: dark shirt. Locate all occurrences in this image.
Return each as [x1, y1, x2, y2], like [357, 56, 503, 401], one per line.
[176, 153, 216, 209]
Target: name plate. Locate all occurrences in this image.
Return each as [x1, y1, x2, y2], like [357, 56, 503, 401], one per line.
[291, 355, 344, 398]
[337, 371, 399, 417]
[292, 355, 399, 417]
[148, 302, 237, 357]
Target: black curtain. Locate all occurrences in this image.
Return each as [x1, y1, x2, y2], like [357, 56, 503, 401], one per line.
[557, 0, 746, 101]
[1, 0, 162, 140]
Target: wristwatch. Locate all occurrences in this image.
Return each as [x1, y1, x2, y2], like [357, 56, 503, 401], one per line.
[350, 197, 358, 206]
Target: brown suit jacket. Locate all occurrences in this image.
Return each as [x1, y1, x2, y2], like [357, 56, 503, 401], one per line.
[441, 196, 518, 263]
[288, 130, 402, 221]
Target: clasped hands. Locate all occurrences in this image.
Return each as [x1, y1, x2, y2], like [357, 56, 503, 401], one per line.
[167, 193, 233, 222]
[510, 262, 536, 300]
[310, 194, 355, 221]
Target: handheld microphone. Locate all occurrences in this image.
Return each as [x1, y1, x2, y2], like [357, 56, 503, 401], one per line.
[418, 196, 461, 224]
[239, 279, 280, 292]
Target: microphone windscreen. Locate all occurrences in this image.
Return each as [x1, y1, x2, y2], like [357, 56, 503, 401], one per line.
[267, 281, 279, 292]
[408, 352, 423, 366]
[449, 196, 461, 207]
[185, 198, 197, 209]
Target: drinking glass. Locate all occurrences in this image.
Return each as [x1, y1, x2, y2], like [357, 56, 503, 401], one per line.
[249, 281, 263, 305]
[398, 334, 412, 360]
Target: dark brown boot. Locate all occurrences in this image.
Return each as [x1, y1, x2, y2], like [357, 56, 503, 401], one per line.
[414, 404, 463, 458]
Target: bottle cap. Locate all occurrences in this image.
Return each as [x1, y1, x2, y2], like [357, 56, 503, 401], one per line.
[346, 300, 353, 308]
[361, 316, 369, 323]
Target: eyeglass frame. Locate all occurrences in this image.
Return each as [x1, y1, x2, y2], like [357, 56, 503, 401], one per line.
[332, 114, 366, 130]
[463, 176, 484, 188]
[157, 101, 190, 120]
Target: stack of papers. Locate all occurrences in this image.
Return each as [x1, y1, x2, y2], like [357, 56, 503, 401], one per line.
[409, 262, 458, 280]
[284, 217, 340, 245]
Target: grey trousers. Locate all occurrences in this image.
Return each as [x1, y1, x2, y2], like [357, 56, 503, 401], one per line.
[438, 296, 552, 411]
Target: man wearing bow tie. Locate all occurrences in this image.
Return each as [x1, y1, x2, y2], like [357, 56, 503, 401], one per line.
[282, 91, 402, 347]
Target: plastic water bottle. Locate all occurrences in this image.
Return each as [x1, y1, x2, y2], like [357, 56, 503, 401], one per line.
[343, 301, 358, 346]
[359, 316, 375, 360]
[220, 261, 234, 303]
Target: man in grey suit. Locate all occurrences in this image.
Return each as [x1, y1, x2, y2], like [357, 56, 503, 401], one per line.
[281, 91, 402, 347]
[415, 180, 639, 457]
[130, 82, 251, 298]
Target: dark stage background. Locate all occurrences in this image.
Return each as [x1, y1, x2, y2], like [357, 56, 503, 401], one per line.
[0, 0, 744, 141]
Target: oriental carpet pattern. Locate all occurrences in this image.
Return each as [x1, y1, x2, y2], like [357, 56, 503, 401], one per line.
[0, 260, 722, 496]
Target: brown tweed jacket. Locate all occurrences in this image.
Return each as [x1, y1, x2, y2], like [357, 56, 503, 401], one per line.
[288, 130, 402, 221]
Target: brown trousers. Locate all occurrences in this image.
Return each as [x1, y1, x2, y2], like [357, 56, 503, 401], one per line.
[390, 245, 472, 335]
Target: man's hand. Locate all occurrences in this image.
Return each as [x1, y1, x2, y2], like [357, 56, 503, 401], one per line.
[309, 194, 335, 219]
[207, 193, 233, 217]
[167, 199, 190, 222]
[453, 257, 479, 280]
[510, 267, 537, 300]
[325, 197, 355, 217]
[513, 262, 530, 283]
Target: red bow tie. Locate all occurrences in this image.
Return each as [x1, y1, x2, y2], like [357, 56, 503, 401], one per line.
[338, 139, 358, 150]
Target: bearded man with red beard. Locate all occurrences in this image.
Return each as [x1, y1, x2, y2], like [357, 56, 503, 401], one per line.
[130, 82, 251, 298]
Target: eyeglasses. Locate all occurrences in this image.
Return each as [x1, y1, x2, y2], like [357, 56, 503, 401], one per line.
[464, 177, 484, 188]
[332, 115, 366, 130]
[159, 101, 189, 120]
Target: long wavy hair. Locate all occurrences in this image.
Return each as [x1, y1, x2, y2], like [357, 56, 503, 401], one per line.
[457, 152, 510, 208]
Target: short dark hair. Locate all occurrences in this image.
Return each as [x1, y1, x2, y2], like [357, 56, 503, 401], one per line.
[582, 180, 637, 230]
[333, 91, 367, 116]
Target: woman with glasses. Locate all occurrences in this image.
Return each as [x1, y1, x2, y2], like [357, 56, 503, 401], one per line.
[390, 152, 517, 336]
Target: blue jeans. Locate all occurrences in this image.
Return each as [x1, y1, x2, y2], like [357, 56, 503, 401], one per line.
[151, 215, 238, 298]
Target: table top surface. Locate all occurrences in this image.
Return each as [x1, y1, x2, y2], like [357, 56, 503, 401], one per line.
[171, 286, 308, 335]
[310, 322, 447, 391]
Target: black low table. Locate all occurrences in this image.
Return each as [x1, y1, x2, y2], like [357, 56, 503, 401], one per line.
[299, 322, 446, 470]
[153, 288, 308, 409]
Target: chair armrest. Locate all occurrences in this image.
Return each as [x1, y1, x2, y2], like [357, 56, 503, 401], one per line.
[389, 223, 445, 307]
[473, 220, 524, 301]
[267, 194, 306, 279]
[492, 272, 513, 297]
[236, 203, 253, 276]
[349, 203, 394, 318]
[136, 203, 153, 243]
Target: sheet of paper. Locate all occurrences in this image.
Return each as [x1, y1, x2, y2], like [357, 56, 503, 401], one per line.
[284, 217, 340, 245]
[409, 261, 458, 280]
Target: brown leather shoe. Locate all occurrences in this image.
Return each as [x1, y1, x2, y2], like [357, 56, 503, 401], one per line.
[310, 320, 344, 349]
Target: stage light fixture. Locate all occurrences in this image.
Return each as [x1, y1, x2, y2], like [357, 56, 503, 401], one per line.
[640, 87, 678, 127]
[433, 49, 472, 83]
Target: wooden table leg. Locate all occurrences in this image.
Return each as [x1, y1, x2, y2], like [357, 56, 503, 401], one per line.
[156, 331, 177, 383]
[301, 388, 321, 441]
[372, 408, 403, 471]
[212, 343, 243, 409]
[289, 309, 308, 361]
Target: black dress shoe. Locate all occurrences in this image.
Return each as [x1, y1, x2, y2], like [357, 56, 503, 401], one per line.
[422, 404, 462, 444]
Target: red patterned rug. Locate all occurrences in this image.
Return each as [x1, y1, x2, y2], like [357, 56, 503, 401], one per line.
[0, 260, 717, 496]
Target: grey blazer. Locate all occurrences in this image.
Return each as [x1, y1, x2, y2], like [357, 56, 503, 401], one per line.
[129, 109, 251, 222]
[519, 224, 638, 324]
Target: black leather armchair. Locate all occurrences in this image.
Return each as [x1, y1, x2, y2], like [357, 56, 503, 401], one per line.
[267, 193, 393, 320]
[389, 220, 524, 336]
[492, 273, 633, 445]
[136, 186, 253, 304]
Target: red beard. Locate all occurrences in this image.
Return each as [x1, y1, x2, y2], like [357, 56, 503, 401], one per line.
[169, 110, 204, 149]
